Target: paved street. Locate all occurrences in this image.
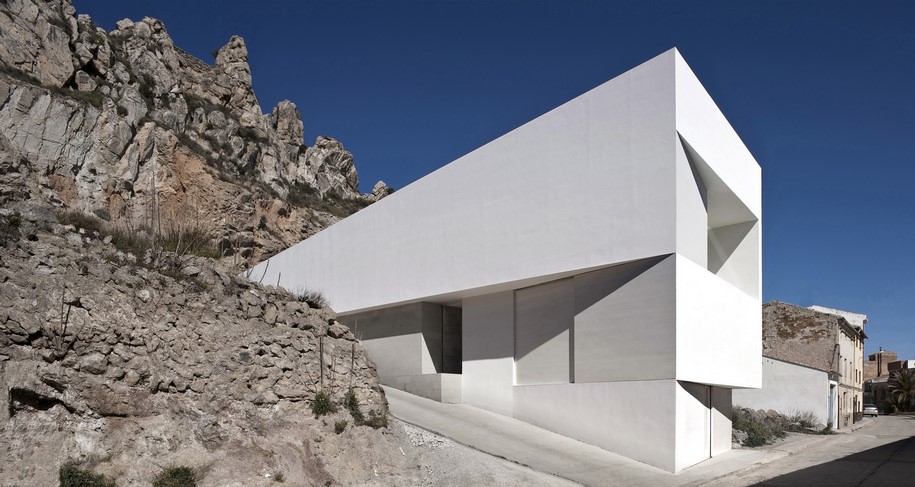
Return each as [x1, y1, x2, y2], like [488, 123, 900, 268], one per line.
[707, 415, 915, 487]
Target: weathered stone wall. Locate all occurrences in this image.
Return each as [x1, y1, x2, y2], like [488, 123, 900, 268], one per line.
[762, 301, 840, 373]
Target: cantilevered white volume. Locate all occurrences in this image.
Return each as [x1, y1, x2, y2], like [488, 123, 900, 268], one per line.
[249, 48, 762, 473]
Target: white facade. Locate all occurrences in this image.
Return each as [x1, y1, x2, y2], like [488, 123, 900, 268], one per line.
[733, 357, 833, 426]
[808, 304, 867, 426]
[808, 306, 868, 331]
[251, 49, 762, 472]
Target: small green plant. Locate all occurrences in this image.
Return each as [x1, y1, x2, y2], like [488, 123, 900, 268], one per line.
[787, 410, 818, 431]
[334, 419, 348, 434]
[732, 406, 785, 447]
[0, 62, 43, 85]
[294, 287, 328, 309]
[739, 420, 772, 447]
[59, 462, 116, 487]
[152, 466, 197, 487]
[311, 390, 337, 416]
[364, 409, 389, 429]
[284, 182, 369, 218]
[344, 389, 365, 425]
[883, 399, 897, 414]
[273, 472, 285, 483]
[890, 369, 915, 412]
[63, 88, 105, 109]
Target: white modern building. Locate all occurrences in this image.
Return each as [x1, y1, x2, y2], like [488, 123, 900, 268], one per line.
[252, 48, 762, 472]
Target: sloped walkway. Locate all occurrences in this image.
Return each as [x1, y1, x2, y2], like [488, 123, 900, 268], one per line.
[384, 386, 830, 487]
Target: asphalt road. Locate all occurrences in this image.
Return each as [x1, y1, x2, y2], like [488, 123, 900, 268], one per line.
[707, 415, 915, 487]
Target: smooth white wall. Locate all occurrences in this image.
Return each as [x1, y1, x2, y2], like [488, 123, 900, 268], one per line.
[513, 380, 678, 472]
[420, 302, 443, 374]
[676, 135, 709, 269]
[348, 303, 425, 377]
[515, 278, 573, 385]
[573, 256, 676, 382]
[711, 387, 732, 456]
[673, 383, 732, 470]
[709, 221, 760, 297]
[251, 50, 680, 314]
[732, 357, 830, 424]
[462, 292, 514, 415]
[676, 382, 711, 471]
[674, 52, 761, 224]
[676, 256, 761, 388]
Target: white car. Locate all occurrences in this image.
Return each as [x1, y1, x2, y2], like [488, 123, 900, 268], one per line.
[863, 404, 879, 417]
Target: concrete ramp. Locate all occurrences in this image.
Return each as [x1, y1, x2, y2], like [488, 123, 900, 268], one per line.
[384, 386, 786, 487]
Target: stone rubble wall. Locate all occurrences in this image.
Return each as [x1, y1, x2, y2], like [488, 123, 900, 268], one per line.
[0, 207, 388, 485]
[762, 301, 841, 373]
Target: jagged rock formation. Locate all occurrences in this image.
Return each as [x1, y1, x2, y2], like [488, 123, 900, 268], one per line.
[0, 0, 387, 262]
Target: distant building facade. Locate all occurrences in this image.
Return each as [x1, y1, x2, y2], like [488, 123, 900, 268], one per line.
[733, 302, 866, 428]
[864, 349, 897, 381]
[866, 355, 915, 410]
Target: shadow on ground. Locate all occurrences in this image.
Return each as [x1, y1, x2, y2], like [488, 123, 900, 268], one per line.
[753, 435, 915, 487]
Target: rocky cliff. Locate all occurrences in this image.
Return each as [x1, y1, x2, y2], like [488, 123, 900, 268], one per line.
[0, 1, 420, 485]
[0, 0, 392, 263]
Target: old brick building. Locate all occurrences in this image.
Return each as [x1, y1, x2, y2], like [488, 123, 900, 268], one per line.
[864, 351, 914, 410]
[864, 349, 898, 381]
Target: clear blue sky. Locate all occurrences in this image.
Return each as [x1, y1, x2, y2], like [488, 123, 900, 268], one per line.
[74, 1, 915, 359]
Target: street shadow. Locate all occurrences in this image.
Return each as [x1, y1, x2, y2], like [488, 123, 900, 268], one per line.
[752, 436, 915, 486]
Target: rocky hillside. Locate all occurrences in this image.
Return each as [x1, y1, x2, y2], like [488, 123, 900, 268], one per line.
[0, 0, 392, 263]
[0, 1, 424, 485]
[0, 206, 394, 485]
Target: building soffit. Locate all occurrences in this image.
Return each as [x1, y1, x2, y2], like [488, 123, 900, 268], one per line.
[678, 134, 757, 229]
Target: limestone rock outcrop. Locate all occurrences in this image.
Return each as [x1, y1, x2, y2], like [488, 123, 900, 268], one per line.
[0, 0, 391, 263]
[0, 0, 76, 88]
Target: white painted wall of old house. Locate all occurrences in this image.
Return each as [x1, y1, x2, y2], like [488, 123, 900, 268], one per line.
[732, 357, 830, 425]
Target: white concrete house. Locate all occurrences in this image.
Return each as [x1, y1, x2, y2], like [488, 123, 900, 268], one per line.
[251, 48, 762, 472]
